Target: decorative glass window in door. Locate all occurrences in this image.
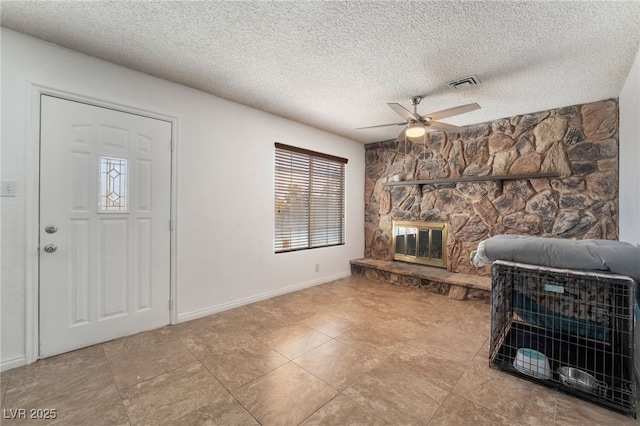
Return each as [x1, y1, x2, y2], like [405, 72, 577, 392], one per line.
[99, 156, 128, 212]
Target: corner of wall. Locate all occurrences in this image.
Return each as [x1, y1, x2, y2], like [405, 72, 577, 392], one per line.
[619, 49, 640, 246]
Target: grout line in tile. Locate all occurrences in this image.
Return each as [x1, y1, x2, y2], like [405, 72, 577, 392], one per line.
[198, 350, 280, 394]
[116, 385, 134, 426]
[295, 392, 343, 426]
[424, 391, 451, 426]
[0, 376, 9, 408]
[113, 360, 203, 392]
[101, 348, 133, 426]
[226, 384, 263, 426]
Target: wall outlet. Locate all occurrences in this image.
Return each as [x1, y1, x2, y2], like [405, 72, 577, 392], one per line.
[315, 264, 320, 272]
[1, 180, 17, 197]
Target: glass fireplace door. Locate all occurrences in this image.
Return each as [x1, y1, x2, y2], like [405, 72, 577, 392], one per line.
[392, 221, 448, 268]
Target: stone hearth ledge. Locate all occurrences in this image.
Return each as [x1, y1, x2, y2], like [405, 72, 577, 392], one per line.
[350, 258, 491, 302]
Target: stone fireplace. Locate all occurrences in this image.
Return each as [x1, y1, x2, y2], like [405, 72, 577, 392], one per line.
[393, 220, 447, 268]
[363, 99, 619, 277]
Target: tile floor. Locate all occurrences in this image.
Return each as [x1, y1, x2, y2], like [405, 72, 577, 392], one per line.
[1, 276, 637, 425]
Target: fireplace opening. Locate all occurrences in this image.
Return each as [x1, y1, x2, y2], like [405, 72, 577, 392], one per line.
[392, 221, 448, 268]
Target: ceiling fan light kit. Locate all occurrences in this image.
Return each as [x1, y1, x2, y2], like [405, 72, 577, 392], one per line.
[405, 122, 426, 138]
[356, 95, 480, 139]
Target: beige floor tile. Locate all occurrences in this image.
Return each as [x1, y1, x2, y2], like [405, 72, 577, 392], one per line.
[554, 391, 637, 425]
[335, 323, 407, 359]
[120, 362, 229, 426]
[171, 394, 259, 425]
[390, 342, 472, 392]
[343, 361, 449, 425]
[291, 287, 353, 312]
[327, 303, 375, 326]
[257, 324, 332, 359]
[267, 290, 325, 316]
[348, 295, 400, 318]
[409, 325, 487, 361]
[294, 339, 382, 391]
[1, 370, 11, 406]
[6, 345, 107, 391]
[5, 275, 636, 425]
[251, 301, 318, 325]
[179, 323, 255, 360]
[3, 362, 127, 426]
[381, 297, 437, 321]
[232, 362, 338, 426]
[452, 358, 557, 425]
[474, 336, 491, 361]
[108, 340, 197, 388]
[150, 318, 208, 341]
[102, 329, 162, 359]
[3, 356, 110, 401]
[415, 297, 489, 327]
[435, 305, 491, 337]
[371, 316, 432, 340]
[300, 393, 387, 425]
[428, 393, 511, 425]
[301, 312, 356, 338]
[215, 305, 290, 337]
[200, 338, 288, 391]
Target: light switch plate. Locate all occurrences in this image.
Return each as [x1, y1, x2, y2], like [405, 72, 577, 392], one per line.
[1, 180, 17, 197]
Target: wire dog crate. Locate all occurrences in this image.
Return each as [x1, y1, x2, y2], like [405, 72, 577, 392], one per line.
[489, 260, 636, 418]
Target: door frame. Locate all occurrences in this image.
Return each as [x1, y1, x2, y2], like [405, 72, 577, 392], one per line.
[25, 84, 179, 364]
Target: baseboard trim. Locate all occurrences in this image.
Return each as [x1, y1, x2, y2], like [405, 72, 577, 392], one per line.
[177, 272, 351, 324]
[1, 356, 27, 372]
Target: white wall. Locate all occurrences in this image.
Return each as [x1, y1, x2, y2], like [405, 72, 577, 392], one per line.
[0, 29, 364, 370]
[619, 50, 640, 246]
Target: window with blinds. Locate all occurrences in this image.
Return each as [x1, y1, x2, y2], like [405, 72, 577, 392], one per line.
[274, 143, 347, 253]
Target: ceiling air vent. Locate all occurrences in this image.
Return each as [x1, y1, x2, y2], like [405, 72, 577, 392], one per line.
[448, 75, 480, 90]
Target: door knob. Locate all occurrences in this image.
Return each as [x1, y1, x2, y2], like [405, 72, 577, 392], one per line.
[45, 225, 58, 234]
[44, 244, 57, 253]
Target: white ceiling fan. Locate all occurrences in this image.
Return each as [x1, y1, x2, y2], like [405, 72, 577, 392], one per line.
[357, 96, 480, 137]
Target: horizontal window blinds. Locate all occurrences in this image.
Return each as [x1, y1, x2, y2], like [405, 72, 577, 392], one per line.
[275, 143, 347, 253]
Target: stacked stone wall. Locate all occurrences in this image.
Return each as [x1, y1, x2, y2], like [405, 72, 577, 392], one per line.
[364, 99, 619, 275]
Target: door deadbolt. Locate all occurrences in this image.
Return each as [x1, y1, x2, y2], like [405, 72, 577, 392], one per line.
[44, 244, 57, 253]
[45, 225, 58, 234]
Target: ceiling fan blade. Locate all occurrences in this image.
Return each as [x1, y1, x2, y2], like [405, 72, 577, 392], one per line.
[388, 103, 419, 121]
[356, 122, 406, 130]
[427, 121, 465, 133]
[422, 103, 480, 121]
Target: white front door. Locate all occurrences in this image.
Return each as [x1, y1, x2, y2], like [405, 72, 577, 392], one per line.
[39, 95, 172, 357]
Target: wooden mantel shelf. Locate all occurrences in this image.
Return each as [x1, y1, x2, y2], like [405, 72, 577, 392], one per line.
[382, 172, 560, 187]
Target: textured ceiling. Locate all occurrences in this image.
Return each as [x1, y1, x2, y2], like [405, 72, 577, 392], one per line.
[2, 1, 639, 144]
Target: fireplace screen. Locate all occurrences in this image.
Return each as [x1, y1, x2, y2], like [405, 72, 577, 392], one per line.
[392, 221, 448, 268]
